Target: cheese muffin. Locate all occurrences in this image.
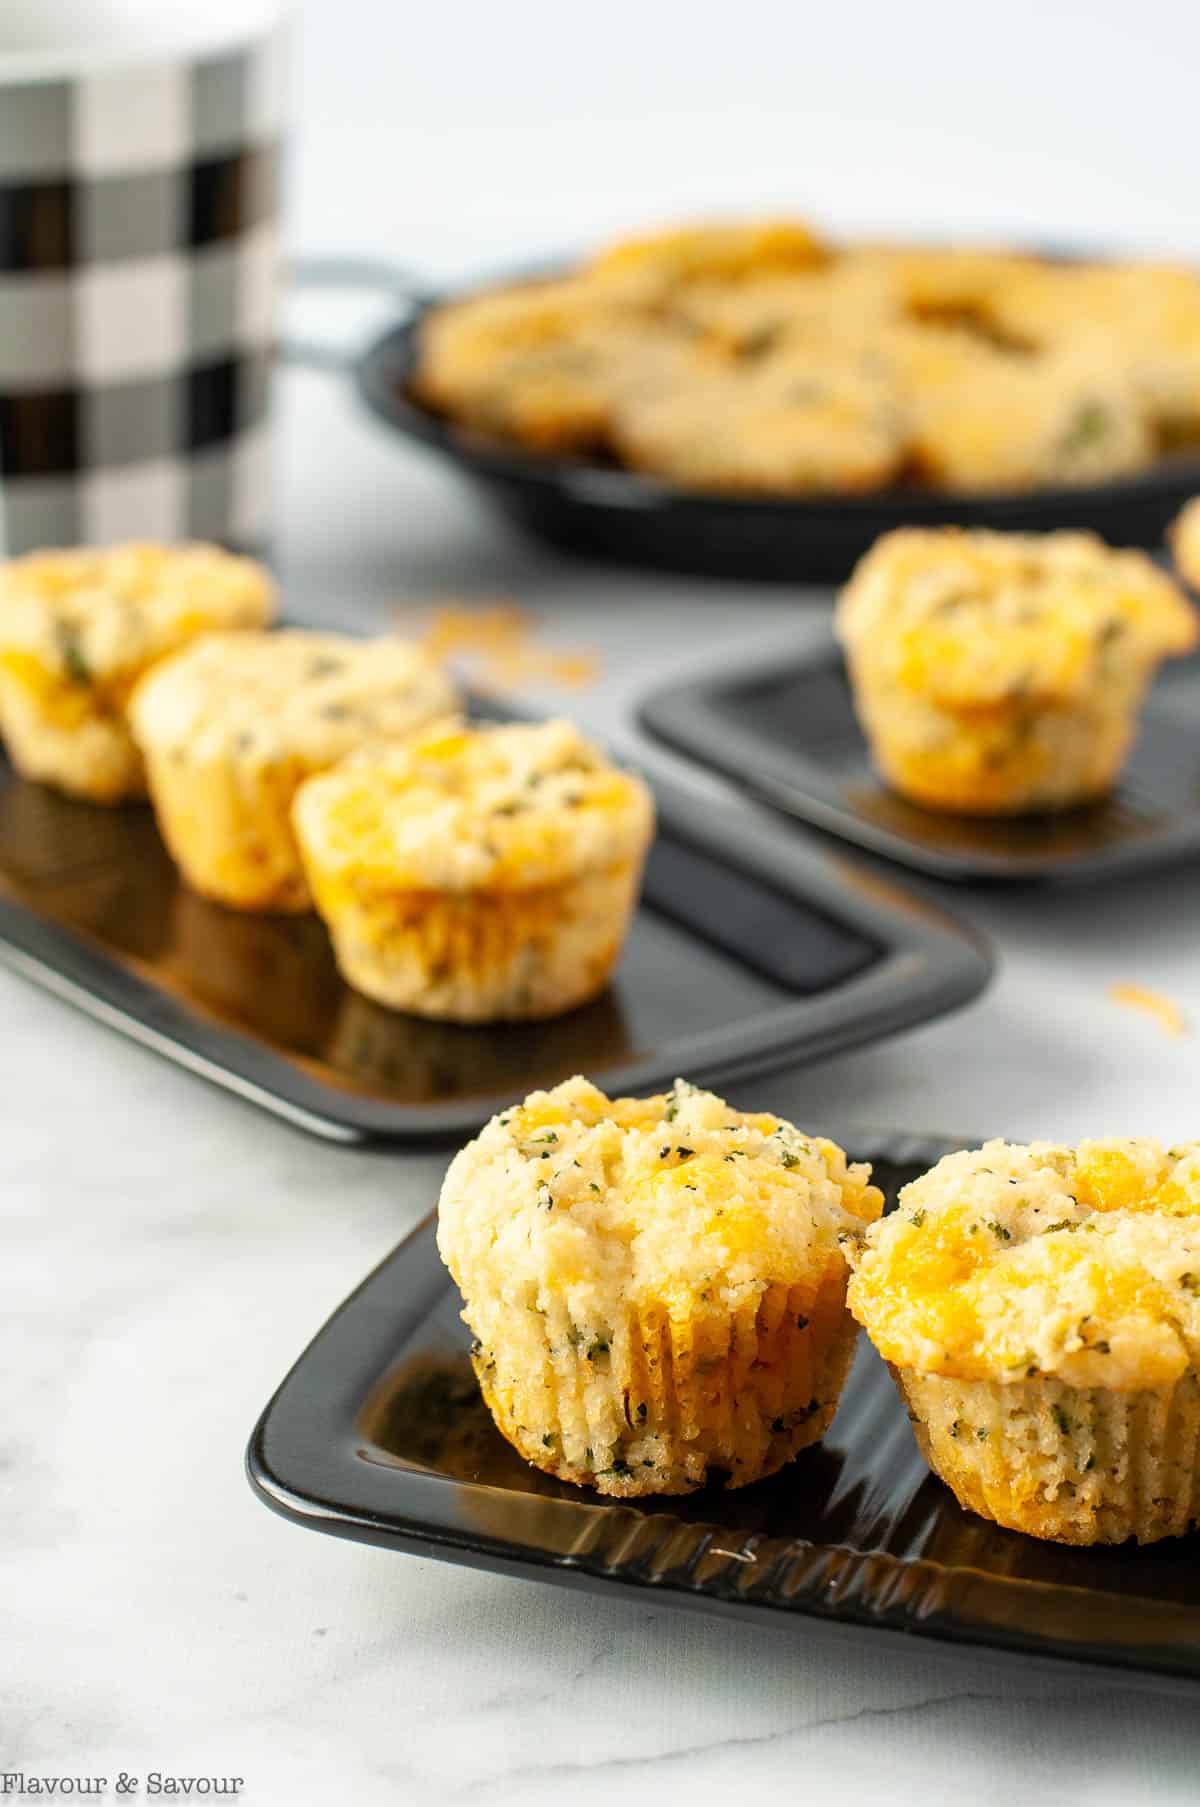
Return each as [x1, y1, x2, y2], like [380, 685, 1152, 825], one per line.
[836, 527, 1197, 814]
[613, 355, 905, 495]
[983, 261, 1200, 441]
[669, 262, 894, 360]
[902, 348, 1150, 492]
[848, 1139, 1200, 1544]
[0, 543, 274, 803]
[843, 242, 1042, 323]
[437, 1075, 883, 1497]
[292, 718, 655, 1021]
[588, 218, 828, 297]
[1170, 495, 1200, 592]
[412, 279, 702, 455]
[128, 630, 457, 913]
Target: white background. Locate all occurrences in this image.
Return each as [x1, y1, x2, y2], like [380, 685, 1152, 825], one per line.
[294, 0, 1200, 272]
[10, 4, 1200, 1805]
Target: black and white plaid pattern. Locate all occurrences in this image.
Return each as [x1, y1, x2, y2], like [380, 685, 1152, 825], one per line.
[0, 28, 285, 555]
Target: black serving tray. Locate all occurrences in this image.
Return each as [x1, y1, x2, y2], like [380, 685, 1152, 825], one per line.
[0, 713, 988, 1141]
[247, 1129, 1200, 1693]
[638, 639, 1200, 883]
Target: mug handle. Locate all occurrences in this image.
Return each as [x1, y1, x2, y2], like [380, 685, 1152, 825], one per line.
[282, 257, 437, 370]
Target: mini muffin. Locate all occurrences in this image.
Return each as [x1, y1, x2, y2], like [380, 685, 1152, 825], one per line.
[292, 718, 655, 1021]
[412, 279, 701, 455]
[587, 218, 828, 297]
[1170, 495, 1200, 592]
[836, 527, 1197, 814]
[613, 354, 905, 495]
[128, 630, 457, 913]
[413, 278, 615, 451]
[0, 543, 274, 803]
[437, 1075, 883, 1497]
[669, 263, 894, 360]
[983, 260, 1200, 442]
[910, 353, 1151, 492]
[878, 320, 1152, 491]
[848, 1138, 1200, 1545]
[843, 242, 1042, 323]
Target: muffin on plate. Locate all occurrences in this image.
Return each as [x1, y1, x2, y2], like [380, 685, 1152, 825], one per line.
[292, 718, 655, 1021]
[1170, 495, 1200, 592]
[0, 543, 274, 803]
[437, 1075, 883, 1497]
[847, 1138, 1200, 1545]
[836, 527, 1197, 814]
[128, 629, 457, 913]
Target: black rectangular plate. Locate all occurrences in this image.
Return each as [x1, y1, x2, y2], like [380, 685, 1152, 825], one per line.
[638, 640, 1200, 883]
[247, 1129, 1200, 1693]
[0, 709, 988, 1140]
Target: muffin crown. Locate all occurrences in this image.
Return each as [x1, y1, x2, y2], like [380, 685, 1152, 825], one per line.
[588, 218, 828, 289]
[292, 718, 654, 893]
[836, 527, 1196, 709]
[437, 1075, 881, 1316]
[848, 1138, 1200, 1389]
[0, 543, 274, 686]
[129, 629, 457, 766]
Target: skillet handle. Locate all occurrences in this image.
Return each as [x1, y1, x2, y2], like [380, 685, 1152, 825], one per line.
[282, 257, 437, 371]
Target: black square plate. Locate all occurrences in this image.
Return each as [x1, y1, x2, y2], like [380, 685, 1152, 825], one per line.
[638, 640, 1200, 883]
[0, 710, 988, 1141]
[247, 1129, 1200, 1693]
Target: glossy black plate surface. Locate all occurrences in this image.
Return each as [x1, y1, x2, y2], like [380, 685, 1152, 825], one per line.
[353, 280, 1200, 584]
[639, 640, 1200, 883]
[0, 725, 988, 1140]
[248, 1129, 1200, 1692]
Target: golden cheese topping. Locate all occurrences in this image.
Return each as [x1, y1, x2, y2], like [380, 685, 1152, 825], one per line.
[292, 717, 655, 894]
[836, 527, 1196, 711]
[848, 1139, 1200, 1389]
[588, 219, 828, 290]
[438, 1075, 882, 1316]
[0, 542, 274, 698]
[129, 628, 457, 768]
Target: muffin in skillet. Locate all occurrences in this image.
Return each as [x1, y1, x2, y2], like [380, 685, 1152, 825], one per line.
[437, 1075, 883, 1497]
[292, 718, 654, 1021]
[981, 260, 1200, 444]
[836, 526, 1196, 814]
[587, 218, 829, 297]
[612, 352, 905, 495]
[0, 543, 274, 803]
[896, 340, 1151, 492]
[412, 276, 707, 455]
[129, 630, 457, 912]
[848, 1138, 1200, 1544]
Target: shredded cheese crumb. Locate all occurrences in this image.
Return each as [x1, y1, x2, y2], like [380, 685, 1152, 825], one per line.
[1108, 983, 1187, 1037]
[392, 601, 600, 696]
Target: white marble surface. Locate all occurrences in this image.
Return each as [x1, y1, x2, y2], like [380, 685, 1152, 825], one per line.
[9, 3, 1200, 1801]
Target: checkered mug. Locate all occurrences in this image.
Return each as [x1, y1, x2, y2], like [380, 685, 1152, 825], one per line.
[0, 1, 287, 556]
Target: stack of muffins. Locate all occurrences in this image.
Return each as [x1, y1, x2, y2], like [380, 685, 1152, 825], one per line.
[0, 543, 655, 1024]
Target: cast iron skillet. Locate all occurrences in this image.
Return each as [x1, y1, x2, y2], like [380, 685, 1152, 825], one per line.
[292, 256, 1200, 583]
